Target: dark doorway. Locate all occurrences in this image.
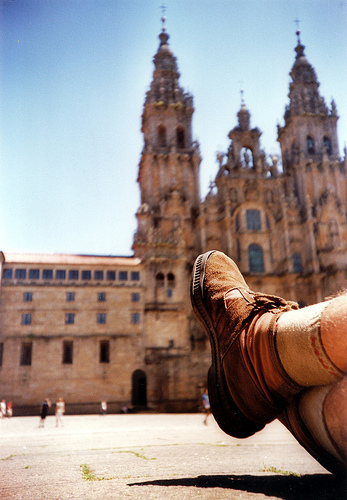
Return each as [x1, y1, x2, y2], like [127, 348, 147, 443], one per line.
[132, 369, 147, 407]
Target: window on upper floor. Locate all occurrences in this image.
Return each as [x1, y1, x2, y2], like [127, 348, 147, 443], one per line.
[131, 271, 140, 281]
[248, 244, 264, 273]
[3, 269, 12, 279]
[42, 269, 53, 280]
[29, 269, 40, 280]
[23, 292, 32, 302]
[307, 136, 315, 155]
[323, 136, 332, 155]
[56, 269, 66, 280]
[20, 342, 32, 366]
[68, 270, 79, 280]
[167, 272, 175, 287]
[97, 313, 106, 324]
[94, 270, 104, 281]
[15, 269, 26, 280]
[65, 313, 75, 325]
[246, 209, 261, 231]
[176, 127, 185, 149]
[98, 292, 106, 302]
[67, 292, 75, 302]
[62, 341, 73, 364]
[106, 270, 116, 281]
[158, 125, 167, 147]
[100, 340, 110, 363]
[81, 270, 91, 281]
[119, 271, 128, 281]
[155, 272, 165, 287]
[292, 253, 302, 273]
[21, 313, 32, 325]
[131, 312, 140, 324]
[131, 292, 140, 302]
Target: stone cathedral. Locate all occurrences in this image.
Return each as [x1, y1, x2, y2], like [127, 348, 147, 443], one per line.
[0, 26, 346, 414]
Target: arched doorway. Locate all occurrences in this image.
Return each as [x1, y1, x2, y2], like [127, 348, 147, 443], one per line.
[132, 369, 147, 407]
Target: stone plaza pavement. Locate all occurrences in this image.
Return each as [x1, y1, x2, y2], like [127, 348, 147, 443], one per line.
[0, 413, 345, 499]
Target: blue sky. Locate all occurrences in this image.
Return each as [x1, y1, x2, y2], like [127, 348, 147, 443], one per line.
[1, 0, 346, 256]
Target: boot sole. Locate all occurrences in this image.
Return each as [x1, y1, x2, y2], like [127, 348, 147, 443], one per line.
[191, 252, 264, 438]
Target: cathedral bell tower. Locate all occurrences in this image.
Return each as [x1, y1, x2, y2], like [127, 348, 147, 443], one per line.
[278, 32, 347, 293]
[133, 18, 201, 262]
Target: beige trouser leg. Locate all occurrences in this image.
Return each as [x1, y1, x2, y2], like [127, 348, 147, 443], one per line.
[275, 294, 347, 474]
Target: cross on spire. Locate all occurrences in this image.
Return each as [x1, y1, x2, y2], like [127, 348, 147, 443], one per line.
[160, 4, 167, 31]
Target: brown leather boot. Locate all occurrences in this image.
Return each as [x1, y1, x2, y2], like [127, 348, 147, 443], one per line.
[191, 250, 302, 438]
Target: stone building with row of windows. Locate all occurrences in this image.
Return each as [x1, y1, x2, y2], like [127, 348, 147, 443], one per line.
[1, 25, 346, 414]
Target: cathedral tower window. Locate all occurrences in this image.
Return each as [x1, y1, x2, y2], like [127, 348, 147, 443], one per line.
[156, 272, 165, 287]
[292, 253, 302, 273]
[176, 126, 185, 149]
[246, 209, 261, 231]
[167, 272, 175, 287]
[248, 244, 264, 273]
[62, 341, 73, 364]
[158, 125, 167, 147]
[323, 136, 332, 155]
[240, 147, 253, 168]
[100, 340, 110, 363]
[20, 342, 32, 366]
[307, 136, 315, 155]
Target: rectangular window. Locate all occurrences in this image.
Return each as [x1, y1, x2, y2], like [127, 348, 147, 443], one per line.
[29, 269, 40, 280]
[62, 341, 73, 364]
[56, 269, 66, 280]
[246, 209, 261, 231]
[100, 340, 110, 363]
[131, 271, 140, 281]
[65, 313, 75, 324]
[42, 269, 53, 280]
[68, 270, 79, 280]
[81, 270, 91, 280]
[3, 269, 13, 279]
[131, 292, 140, 302]
[97, 313, 106, 324]
[15, 268, 26, 280]
[119, 271, 128, 281]
[106, 271, 116, 281]
[0, 342, 3, 367]
[23, 292, 33, 302]
[66, 292, 75, 302]
[98, 292, 106, 302]
[20, 342, 32, 366]
[131, 312, 140, 324]
[21, 313, 32, 325]
[94, 270, 104, 280]
[167, 288, 173, 298]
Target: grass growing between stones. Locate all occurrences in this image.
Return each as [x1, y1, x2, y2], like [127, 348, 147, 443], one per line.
[262, 465, 301, 476]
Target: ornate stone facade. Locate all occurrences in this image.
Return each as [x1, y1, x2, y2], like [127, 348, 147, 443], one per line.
[0, 27, 346, 414]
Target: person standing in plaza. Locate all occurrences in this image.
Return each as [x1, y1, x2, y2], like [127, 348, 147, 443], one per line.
[39, 398, 50, 428]
[202, 388, 211, 425]
[55, 397, 65, 427]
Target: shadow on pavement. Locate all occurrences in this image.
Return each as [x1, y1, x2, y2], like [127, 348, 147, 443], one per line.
[129, 473, 346, 499]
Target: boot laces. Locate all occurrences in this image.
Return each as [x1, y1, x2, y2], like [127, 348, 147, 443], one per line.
[250, 292, 299, 313]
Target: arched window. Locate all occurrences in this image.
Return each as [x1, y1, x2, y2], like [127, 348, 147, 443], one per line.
[230, 188, 238, 202]
[307, 136, 315, 155]
[158, 125, 167, 147]
[176, 127, 185, 149]
[323, 136, 332, 155]
[248, 244, 264, 273]
[167, 272, 175, 287]
[235, 213, 240, 232]
[292, 253, 302, 273]
[246, 209, 261, 231]
[155, 272, 165, 287]
[240, 147, 253, 168]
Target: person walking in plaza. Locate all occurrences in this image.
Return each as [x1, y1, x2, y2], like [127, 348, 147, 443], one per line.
[1, 399, 6, 419]
[202, 388, 211, 425]
[55, 397, 65, 427]
[191, 250, 347, 476]
[39, 398, 50, 428]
